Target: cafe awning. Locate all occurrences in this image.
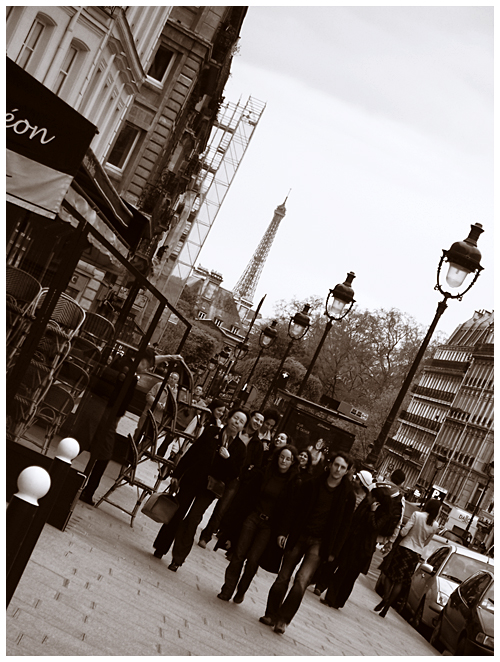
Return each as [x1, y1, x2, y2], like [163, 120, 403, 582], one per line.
[6, 57, 96, 219]
[73, 150, 151, 253]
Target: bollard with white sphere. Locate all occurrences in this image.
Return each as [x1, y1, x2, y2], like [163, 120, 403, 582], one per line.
[6, 439, 80, 607]
[6, 466, 51, 577]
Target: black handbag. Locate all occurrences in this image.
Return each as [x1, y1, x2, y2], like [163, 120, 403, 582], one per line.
[142, 489, 179, 523]
[207, 475, 225, 499]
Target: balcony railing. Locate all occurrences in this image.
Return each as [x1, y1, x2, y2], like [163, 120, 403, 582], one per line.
[472, 343, 494, 358]
[411, 384, 456, 403]
[400, 410, 441, 431]
[426, 358, 470, 373]
[385, 437, 424, 463]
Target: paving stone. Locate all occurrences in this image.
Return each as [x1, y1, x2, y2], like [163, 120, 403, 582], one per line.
[7, 451, 439, 657]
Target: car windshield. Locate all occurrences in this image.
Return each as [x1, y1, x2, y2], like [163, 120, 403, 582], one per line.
[441, 554, 493, 585]
[479, 583, 494, 614]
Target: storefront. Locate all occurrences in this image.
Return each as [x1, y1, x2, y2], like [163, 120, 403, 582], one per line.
[6, 57, 191, 450]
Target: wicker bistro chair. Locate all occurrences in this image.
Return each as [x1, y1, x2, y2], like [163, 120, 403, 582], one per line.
[21, 384, 75, 454]
[79, 312, 115, 349]
[8, 289, 86, 373]
[6, 266, 42, 344]
[7, 292, 85, 443]
[31, 290, 86, 358]
[67, 336, 101, 371]
[95, 412, 175, 527]
[53, 359, 89, 399]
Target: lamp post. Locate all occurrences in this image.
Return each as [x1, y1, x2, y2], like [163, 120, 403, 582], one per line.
[296, 272, 356, 398]
[261, 304, 311, 409]
[464, 461, 494, 535]
[220, 339, 249, 395]
[202, 356, 218, 388]
[236, 321, 279, 404]
[423, 454, 447, 504]
[365, 223, 485, 467]
[207, 346, 231, 396]
[246, 321, 279, 387]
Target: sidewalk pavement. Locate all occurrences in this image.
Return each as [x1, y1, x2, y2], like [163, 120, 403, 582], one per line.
[7, 435, 439, 656]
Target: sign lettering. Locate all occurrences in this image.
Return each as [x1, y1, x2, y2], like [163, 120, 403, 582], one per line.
[7, 109, 55, 145]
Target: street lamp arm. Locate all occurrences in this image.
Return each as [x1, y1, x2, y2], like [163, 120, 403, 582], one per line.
[261, 337, 294, 409]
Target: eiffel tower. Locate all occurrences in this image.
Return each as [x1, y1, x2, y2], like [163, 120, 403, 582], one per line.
[232, 197, 288, 308]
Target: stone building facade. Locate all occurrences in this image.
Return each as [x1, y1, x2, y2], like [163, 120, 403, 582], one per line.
[381, 310, 494, 523]
[7, 6, 247, 336]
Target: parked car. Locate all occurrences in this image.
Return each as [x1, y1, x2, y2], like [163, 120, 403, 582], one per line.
[430, 570, 494, 655]
[405, 543, 494, 635]
[438, 528, 472, 546]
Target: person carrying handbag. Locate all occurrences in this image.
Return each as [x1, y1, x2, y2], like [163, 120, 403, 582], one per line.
[151, 408, 248, 572]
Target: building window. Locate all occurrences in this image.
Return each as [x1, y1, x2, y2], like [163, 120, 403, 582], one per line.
[230, 325, 239, 334]
[202, 281, 217, 301]
[107, 123, 142, 171]
[147, 44, 174, 83]
[16, 18, 45, 70]
[53, 40, 88, 97]
[214, 318, 223, 328]
[197, 311, 207, 320]
[16, 13, 56, 74]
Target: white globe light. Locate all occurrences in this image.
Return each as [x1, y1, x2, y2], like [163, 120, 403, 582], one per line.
[16, 466, 51, 505]
[56, 437, 80, 463]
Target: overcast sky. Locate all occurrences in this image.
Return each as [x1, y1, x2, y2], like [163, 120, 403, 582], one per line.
[196, 6, 493, 338]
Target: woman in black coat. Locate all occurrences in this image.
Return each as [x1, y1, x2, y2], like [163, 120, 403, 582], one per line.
[152, 408, 248, 571]
[217, 444, 299, 603]
[320, 477, 392, 610]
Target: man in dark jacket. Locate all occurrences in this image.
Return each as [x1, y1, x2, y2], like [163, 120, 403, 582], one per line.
[320, 472, 393, 610]
[198, 409, 264, 547]
[259, 452, 356, 635]
[153, 408, 248, 570]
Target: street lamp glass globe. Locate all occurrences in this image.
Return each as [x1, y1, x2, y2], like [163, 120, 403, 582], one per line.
[261, 334, 273, 347]
[289, 320, 307, 339]
[288, 305, 311, 340]
[445, 263, 470, 288]
[326, 296, 347, 317]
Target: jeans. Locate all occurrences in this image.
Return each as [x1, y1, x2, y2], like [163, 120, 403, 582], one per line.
[220, 511, 271, 598]
[265, 535, 322, 624]
[200, 478, 239, 542]
[171, 489, 217, 565]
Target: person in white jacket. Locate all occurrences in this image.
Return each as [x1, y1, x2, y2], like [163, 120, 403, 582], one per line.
[374, 498, 441, 618]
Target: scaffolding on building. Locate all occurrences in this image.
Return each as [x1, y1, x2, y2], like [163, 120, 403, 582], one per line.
[164, 96, 266, 310]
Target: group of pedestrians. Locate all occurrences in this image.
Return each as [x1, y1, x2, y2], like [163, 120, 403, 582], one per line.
[75, 348, 441, 636]
[145, 392, 427, 637]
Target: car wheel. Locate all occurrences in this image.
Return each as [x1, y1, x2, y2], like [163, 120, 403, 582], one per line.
[411, 597, 425, 632]
[455, 633, 467, 656]
[429, 613, 445, 653]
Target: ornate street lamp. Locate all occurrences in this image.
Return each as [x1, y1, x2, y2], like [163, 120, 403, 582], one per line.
[220, 339, 249, 393]
[261, 304, 311, 408]
[241, 320, 279, 393]
[366, 223, 485, 467]
[424, 454, 447, 504]
[296, 272, 356, 398]
[207, 346, 231, 395]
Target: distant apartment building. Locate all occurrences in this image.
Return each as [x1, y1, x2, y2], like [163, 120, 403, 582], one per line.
[381, 310, 494, 523]
[177, 264, 252, 346]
